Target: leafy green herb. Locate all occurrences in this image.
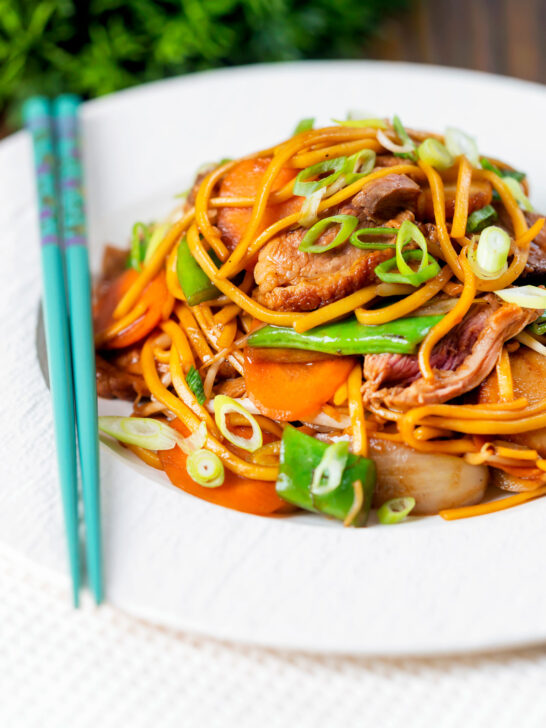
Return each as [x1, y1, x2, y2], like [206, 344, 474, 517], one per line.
[0, 1, 409, 129]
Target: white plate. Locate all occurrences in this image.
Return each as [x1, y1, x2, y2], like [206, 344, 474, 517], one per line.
[1, 61, 546, 656]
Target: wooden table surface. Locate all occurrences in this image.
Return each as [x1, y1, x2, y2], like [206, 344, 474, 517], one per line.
[369, 0, 545, 84]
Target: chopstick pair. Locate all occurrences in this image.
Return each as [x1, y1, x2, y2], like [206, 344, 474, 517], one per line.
[23, 96, 102, 606]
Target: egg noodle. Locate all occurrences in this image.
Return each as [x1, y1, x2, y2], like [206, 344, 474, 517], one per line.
[94, 120, 546, 522]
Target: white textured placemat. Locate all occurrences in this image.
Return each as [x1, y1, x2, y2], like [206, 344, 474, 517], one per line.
[2, 542, 546, 728]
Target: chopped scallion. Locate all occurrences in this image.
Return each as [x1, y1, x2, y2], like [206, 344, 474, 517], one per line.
[186, 449, 224, 487]
[293, 157, 347, 198]
[471, 226, 511, 279]
[310, 441, 349, 496]
[186, 365, 206, 405]
[213, 395, 263, 452]
[333, 117, 387, 129]
[530, 313, 546, 336]
[480, 158, 526, 183]
[299, 214, 359, 254]
[375, 250, 440, 287]
[99, 416, 179, 450]
[417, 138, 454, 170]
[502, 177, 534, 212]
[445, 127, 480, 167]
[350, 227, 397, 249]
[293, 117, 315, 135]
[129, 222, 151, 271]
[466, 205, 498, 233]
[377, 497, 415, 524]
[495, 285, 546, 309]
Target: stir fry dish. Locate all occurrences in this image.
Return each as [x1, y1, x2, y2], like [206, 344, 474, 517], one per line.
[94, 116, 546, 526]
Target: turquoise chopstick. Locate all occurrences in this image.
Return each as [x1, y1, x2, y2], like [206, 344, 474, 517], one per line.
[23, 96, 81, 607]
[53, 95, 103, 605]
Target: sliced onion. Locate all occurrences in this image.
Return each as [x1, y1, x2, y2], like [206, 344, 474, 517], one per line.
[495, 285, 546, 309]
[213, 395, 263, 452]
[376, 128, 414, 155]
[516, 331, 546, 357]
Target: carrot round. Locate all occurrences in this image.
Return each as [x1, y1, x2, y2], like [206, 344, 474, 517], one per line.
[158, 420, 285, 515]
[243, 349, 355, 421]
[94, 269, 169, 349]
[217, 158, 300, 250]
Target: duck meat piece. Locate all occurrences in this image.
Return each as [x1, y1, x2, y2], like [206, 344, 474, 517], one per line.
[350, 174, 420, 220]
[362, 298, 539, 409]
[254, 176, 421, 312]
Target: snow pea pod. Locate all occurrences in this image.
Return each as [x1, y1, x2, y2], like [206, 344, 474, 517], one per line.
[176, 235, 220, 305]
[276, 427, 376, 526]
[247, 315, 442, 356]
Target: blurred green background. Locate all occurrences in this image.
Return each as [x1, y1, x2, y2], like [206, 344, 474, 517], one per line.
[1, 0, 544, 135]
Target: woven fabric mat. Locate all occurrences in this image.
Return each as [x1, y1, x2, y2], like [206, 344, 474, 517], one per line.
[2, 543, 546, 728]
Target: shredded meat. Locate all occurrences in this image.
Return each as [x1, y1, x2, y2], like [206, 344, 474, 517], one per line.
[362, 299, 539, 409]
[254, 175, 421, 312]
[96, 354, 149, 400]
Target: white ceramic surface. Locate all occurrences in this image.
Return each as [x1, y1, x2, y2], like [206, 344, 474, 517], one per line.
[1, 61, 545, 656]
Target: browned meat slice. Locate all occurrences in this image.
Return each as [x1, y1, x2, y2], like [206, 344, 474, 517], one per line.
[350, 174, 420, 220]
[254, 230, 393, 311]
[522, 211, 546, 277]
[254, 175, 420, 312]
[363, 299, 539, 409]
[100, 245, 128, 281]
[96, 355, 149, 400]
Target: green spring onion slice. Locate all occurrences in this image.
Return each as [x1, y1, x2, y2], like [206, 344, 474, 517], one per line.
[502, 177, 534, 212]
[530, 313, 546, 336]
[129, 222, 151, 271]
[143, 222, 169, 265]
[299, 214, 359, 253]
[467, 226, 511, 280]
[333, 117, 387, 129]
[293, 117, 315, 135]
[310, 441, 349, 497]
[495, 285, 546, 309]
[213, 395, 263, 452]
[466, 205, 498, 233]
[186, 365, 206, 405]
[375, 250, 440, 286]
[99, 416, 180, 450]
[377, 497, 416, 525]
[480, 158, 526, 183]
[417, 138, 454, 170]
[350, 227, 397, 249]
[343, 148, 376, 183]
[186, 449, 225, 488]
[293, 157, 347, 197]
[445, 127, 480, 167]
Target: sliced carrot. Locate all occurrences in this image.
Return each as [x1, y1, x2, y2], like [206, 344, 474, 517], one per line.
[94, 269, 170, 349]
[217, 158, 301, 249]
[244, 348, 355, 421]
[158, 420, 285, 515]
